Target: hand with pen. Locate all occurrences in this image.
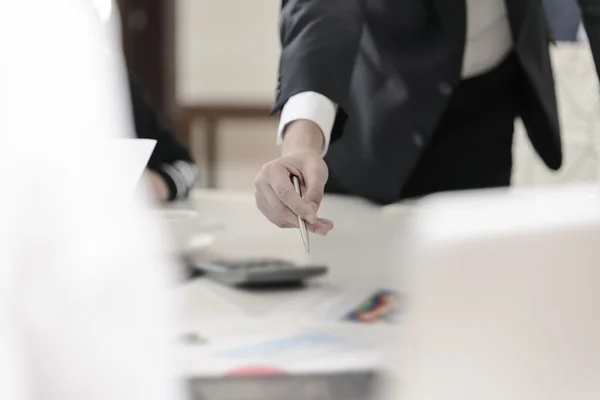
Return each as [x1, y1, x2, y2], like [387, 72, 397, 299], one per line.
[254, 120, 334, 236]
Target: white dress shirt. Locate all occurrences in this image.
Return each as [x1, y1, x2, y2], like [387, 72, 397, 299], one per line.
[277, 0, 513, 154]
[0, 1, 183, 400]
[578, 24, 589, 42]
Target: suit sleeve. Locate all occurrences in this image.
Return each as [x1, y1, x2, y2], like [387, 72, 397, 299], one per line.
[272, 0, 364, 118]
[578, 0, 600, 79]
[128, 73, 197, 201]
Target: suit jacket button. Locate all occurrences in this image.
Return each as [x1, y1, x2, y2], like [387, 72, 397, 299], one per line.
[412, 131, 424, 147]
[438, 80, 453, 96]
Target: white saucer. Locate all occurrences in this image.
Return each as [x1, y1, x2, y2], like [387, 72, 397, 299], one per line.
[156, 209, 218, 257]
[180, 233, 215, 257]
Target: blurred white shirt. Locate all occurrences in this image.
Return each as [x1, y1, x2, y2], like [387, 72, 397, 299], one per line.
[578, 24, 588, 42]
[0, 1, 183, 400]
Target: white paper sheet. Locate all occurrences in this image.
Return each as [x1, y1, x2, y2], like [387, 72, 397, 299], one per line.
[178, 318, 382, 377]
[266, 286, 402, 324]
[90, 138, 156, 196]
[113, 138, 156, 194]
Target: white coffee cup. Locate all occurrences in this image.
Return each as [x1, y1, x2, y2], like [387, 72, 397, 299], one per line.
[157, 209, 214, 256]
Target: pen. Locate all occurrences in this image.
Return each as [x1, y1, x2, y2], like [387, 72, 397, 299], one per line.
[291, 175, 310, 253]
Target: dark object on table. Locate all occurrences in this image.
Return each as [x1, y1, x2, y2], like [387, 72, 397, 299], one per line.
[188, 370, 381, 400]
[192, 258, 328, 289]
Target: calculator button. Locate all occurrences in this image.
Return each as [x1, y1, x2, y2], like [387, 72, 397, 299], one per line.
[272, 261, 294, 268]
[270, 262, 285, 268]
[211, 261, 241, 270]
[224, 264, 245, 270]
[210, 260, 229, 267]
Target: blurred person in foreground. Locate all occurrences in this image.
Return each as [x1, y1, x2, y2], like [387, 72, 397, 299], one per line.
[95, 0, 197, 202]
[254, 0, 600, 235]
[0, 1, 183, 399]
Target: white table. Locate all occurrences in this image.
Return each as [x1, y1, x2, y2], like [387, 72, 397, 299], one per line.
[167, 190, 408, 394]
[169, 190, 402, 319]
[160, 189, 413, 363]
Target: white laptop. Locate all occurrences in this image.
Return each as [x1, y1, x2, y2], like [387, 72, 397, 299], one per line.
[391, 185, 600, 400]
[86, 138, 156, 197]
[110, 138, 156, 195]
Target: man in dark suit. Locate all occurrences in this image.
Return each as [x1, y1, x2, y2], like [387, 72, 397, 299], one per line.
[253, 0, 600, 235]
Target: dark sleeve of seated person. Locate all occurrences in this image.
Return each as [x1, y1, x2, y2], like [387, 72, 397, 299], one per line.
[128, 73, 197, 202]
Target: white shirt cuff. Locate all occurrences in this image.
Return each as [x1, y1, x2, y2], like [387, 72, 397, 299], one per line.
[276, 91, 338, 157]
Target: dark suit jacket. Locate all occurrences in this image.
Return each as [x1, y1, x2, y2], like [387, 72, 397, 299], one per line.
[273, 0, 600, 203]
[543, 0, 582, 41]
[129, 73, 196, 201]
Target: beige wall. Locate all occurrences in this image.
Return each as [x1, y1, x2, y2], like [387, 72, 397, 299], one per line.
[175, 0, 280, 105]
[175, 0, 281, 190]
[188, 117, 279, 189]
[513, 43, 600, 186]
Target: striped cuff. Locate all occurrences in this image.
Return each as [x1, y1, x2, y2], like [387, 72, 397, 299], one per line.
[154, 161, 197, 201]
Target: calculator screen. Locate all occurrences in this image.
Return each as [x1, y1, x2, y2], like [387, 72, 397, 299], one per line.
[189, 370, 379, 400]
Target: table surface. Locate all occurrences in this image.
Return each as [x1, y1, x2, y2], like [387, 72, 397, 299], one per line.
[168, 190, 401, 320]
[170, 187, 600, 399]
[166, 189, 408, 396]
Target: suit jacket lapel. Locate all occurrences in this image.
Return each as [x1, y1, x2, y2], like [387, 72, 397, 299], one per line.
[432, 0, 532, 45]
[503, 0, 532, 43]
[432, 0, 466, 46]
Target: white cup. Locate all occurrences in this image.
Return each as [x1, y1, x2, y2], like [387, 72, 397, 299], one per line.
[158, 209, 214, 256]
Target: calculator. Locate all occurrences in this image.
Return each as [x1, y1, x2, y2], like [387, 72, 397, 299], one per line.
[193, 258, 328, 288]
